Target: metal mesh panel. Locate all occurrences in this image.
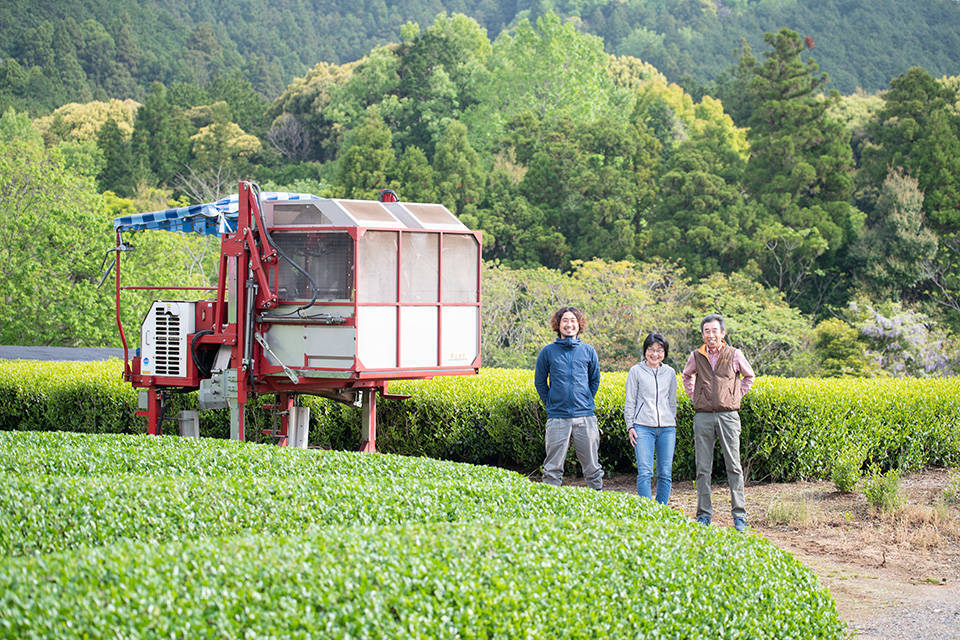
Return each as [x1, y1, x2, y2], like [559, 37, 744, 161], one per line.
[274, 232, 354, 301]
[153, 307, 181, 376]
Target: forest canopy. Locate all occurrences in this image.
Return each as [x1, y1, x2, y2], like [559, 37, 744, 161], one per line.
[1, 7, 959, 377]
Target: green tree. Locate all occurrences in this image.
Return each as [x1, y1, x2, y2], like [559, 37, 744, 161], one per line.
[649, 124, 755, 278]
[469, 11, 613, 149]
[512, 113, 660, 263]
[470, 169, 567, 268]
[742, 28, 861, 312]
[813, 318, 873, 378]
[334, 110, 395, 200]
[0, 111, 113, 345]
[858, 67, 960, 232]
[132, 82, 192, 186]
[853, 168, 937, 299]
[432, 119, 484, 215]
[97, 119, 135, 196]
[393, 13, 491, 152]
[391, 145, 436, 203]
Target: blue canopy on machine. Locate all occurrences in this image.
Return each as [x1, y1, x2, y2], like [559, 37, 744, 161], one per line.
[111, 192, 320, 236]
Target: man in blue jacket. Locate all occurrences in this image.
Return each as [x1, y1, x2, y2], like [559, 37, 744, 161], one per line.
[534, 306, 603, 490]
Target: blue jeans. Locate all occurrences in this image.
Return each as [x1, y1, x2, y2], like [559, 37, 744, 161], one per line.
[633, 425, 676, 504]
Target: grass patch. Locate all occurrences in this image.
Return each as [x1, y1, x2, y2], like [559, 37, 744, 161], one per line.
[862, 466, 906, 514]
[765, 493, 817, 527]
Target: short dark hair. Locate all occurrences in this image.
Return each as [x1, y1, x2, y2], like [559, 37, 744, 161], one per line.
[551, 306, 586, 336]
[642, 333, 669, 360]
[700, 314, 725, 332]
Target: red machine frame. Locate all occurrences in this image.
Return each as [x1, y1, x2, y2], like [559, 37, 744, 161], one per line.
[112, 182, 481, 450]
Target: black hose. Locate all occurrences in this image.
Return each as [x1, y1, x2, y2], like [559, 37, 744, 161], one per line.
[250, 183, 320, 316]
[190, 329, 215, 378]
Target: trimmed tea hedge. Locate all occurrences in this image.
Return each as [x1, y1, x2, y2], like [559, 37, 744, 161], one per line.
[0, 431, 843, 639]
[1, 360, 958, 481]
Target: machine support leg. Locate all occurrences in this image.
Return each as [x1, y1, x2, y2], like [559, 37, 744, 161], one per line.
[147, 387, 162, 436]
[277, 393, 294, 447]
[228, 386, 246, 441]
[360, 389, 377, 453]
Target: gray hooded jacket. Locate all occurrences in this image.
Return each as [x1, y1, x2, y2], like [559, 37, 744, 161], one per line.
[624, 362, 678, 430]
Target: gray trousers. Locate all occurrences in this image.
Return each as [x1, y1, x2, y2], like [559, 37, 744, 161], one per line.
[693, 411, 746, 520]
[543, 415, 603, 490]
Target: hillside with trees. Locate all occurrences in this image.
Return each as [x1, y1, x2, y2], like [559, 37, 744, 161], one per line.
[1, 0, 959, 115]
[1, 8, 959, 378]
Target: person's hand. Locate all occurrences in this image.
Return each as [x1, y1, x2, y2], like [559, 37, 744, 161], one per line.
[628, 427, 637, 446]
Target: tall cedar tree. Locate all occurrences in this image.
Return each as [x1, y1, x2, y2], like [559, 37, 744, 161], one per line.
[131, 83, 191, 186]
[742, 28, 860, 312]
[858, 67, 960, 233]
[96, 118, 134, 196]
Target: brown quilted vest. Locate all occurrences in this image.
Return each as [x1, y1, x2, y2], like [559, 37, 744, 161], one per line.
[692, 344, 742, 412]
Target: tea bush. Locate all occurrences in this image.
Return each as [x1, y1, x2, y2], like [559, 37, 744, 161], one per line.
[862, 466, 906, 513]
[830, 446, 866, 493]
[0, 431, 844, 639]
[1, 360, 959, 482]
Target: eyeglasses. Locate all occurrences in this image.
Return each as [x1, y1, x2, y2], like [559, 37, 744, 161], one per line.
[646, 346, 665, 354]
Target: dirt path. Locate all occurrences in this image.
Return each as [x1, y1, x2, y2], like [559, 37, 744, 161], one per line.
[557, 469, 960, 639]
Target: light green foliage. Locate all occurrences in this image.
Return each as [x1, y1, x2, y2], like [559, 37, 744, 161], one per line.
[830, 446, 865, 493]
[0, 107, 43, 146]
[0, 122, 218, 348]
[862, 465, 905, 513]
[829, 90, 883, 132]
[690, 272, 812, 375]
[469, 11, 614, 147]
[189, 108, 262, 170]
[853, 168, 937, 298]
[813, 318, 874, 378]
[742, 377, 960, 481]
[4, 362, 960, 487]
[0, 432, 843, 638]
[0, 119, 117, 346]
[482, 260, 810, 375]
[55, 139, 105, 179]
[481, 259, 696, 371]
[0, 361, 137, 435]
[33, 99, 139, 143]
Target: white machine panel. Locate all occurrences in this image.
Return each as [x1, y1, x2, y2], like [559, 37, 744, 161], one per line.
[400, 306, 438, 367]
[357, 306, 397, 369]
[140, 301, 196, 378]
[441, 306, 479, 366]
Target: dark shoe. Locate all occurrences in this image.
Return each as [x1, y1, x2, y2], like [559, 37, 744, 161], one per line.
[733, 517, 747, 532]
[696, 515, 711, 526]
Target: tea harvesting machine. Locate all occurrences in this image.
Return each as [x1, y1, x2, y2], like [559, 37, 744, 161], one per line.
[105, 181, 482, 450]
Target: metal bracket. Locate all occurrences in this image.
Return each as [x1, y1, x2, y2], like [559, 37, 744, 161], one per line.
[254, 331, 299, 383]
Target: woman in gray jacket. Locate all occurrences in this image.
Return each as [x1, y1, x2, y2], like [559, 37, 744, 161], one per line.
[624, 333, 678, 504]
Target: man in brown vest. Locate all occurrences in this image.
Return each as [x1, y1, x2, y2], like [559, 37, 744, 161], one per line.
[682, 314, 755, 532]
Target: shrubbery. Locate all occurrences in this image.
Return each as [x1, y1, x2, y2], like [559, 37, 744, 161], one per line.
[861, 466, 906, 513]
[1, 360, 958, 483]
[0, 431, 844, 638]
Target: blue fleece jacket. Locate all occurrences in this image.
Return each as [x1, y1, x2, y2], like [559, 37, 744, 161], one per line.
[534, 337, 600, 418]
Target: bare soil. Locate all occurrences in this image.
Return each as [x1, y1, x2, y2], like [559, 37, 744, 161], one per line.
[555, 469, 960, 639]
